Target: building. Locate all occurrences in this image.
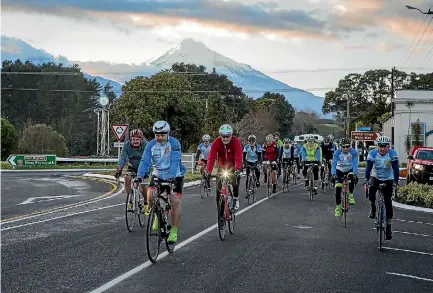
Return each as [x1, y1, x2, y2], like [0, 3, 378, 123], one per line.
[382, 90, 433, 161]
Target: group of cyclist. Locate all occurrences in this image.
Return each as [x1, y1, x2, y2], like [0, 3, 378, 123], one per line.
[116, 121, 400, 244]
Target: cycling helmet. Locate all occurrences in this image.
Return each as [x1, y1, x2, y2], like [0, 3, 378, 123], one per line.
[248, 134, 256, 141]
[274, 132, 280, 137]
[328, 135, 334, 142]
[130, 129, 143, 138]
[153, 121, 170, 134]
[219, 124, 233, 135]
[283, 138, 290, 143]
[340, 138, 351, 146]
[306, 135, 315, 142]
[376, 136, 391, 145]
[266, 134, 274, 142]
[324, 137, 330, 144]
[202, 134, 211, 142]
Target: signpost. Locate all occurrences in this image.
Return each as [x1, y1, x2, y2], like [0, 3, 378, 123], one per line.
[111, 124, 128, 159]
[7, 154, 56, 168]
[351, 131, 381, 141]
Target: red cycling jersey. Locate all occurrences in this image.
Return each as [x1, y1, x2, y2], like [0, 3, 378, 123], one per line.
[262, 142, 278, 161]
[206, 136, 243, 173]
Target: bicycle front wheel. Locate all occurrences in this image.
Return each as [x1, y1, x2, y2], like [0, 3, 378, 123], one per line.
[125, 190, 135, 232]
[146, 208, 162, 263]
[218, 197, 226, 241]
[137, 190, 146, 228]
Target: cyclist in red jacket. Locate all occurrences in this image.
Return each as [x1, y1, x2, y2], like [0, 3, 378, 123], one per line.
[205, 124, 243, 210]
[262, 134, 280, 193]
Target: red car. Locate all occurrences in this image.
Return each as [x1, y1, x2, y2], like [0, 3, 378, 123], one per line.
[406, 146, 433, 184]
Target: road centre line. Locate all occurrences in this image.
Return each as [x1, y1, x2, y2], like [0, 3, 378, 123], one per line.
[386, 272, 433, 282]
[394, 218, 433, 226]
[88, 184, 304, 293]
[394, 231, 433, 238]
[383, 247, 433, 256]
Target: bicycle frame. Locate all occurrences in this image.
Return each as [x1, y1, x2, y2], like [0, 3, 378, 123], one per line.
[219, 171, 234, 220]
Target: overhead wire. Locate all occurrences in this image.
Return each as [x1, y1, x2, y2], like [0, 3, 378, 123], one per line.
[403, 16, 432, 66]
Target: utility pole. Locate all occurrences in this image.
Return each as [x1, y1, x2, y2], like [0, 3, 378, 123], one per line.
[346, 93, 350, 138]
[391, 66, 395, 146]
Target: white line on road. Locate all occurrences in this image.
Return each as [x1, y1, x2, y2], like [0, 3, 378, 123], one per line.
[394, 231, 433, 238]
[386, 272, 433, 282]
[383, 246, 433, 256]
[89, 184, 303, 293]
[394, 218, 433, 226]
[1, 203, 124, 231]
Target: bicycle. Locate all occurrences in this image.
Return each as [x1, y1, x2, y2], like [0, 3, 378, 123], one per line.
[245, 164, 258, 205]
[198, 162, 210, 199]
[124, 172, 146, 232]
[339, 174, 353, 228]
[217, 169, 236, 241]
[375, 183, 387, 251]
[321, 159, 332, 193]
[282, 161, 292, 193]
[304, 163, 318, 201]
[262, 161, 273, 198]
[146, 177, 176, 263]
[291, 160, 299, 185]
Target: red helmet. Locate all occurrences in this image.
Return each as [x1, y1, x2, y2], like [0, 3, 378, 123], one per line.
[130, 129, 143, 138]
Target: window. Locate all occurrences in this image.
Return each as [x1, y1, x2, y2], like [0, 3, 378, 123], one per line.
[411, 121, 426, 146]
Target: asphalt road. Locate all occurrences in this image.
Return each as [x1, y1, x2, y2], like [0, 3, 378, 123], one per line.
[1, 175, 432, 293]
[1, 172, 113, 221]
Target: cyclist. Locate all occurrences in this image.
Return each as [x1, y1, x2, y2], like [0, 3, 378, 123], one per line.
[243, 134, 262, 194]
[291, 141, 301, 179]
[194, 134, 212, 190]
[279, 138, 294, 184]
[137, 121, 186, 244]
[365, 135, 399, 240]
[331, 137, 359, 217]
[301, 135, 321, 195]
[320, 136, 336, 188]
[115, 129, 149, 212]
[205, 124, 243, 211]
[274, 132, 284, 148]
[262, 134, 279, 193]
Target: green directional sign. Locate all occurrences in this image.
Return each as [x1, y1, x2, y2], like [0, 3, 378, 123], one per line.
[7, 154, 56, 167]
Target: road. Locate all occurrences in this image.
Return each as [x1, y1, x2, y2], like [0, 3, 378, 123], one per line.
[1, 174, 432, 293]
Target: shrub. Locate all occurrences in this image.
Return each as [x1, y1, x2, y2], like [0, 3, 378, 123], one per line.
[20, 124, 68, 156]
[395, 182, 433, 209]
[1, 118, 19, 160]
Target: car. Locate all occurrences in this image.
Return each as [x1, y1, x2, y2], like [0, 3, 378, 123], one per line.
[406, 146, 433, 184]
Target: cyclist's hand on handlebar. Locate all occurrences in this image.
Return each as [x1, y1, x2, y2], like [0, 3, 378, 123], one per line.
[332, 174, 338, 181]
[353, 174, 359, 185]
[235, 170, 241, 177]
[114, 169, 122, 179]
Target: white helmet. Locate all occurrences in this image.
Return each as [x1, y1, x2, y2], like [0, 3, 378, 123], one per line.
[248, 134, 256, 141]
[219, 124, 233, 135]
[376, 135, 391, 145]
[265, 134, 274, 142]
[202, 134, 211, 141]
[153, 121, 170, 134]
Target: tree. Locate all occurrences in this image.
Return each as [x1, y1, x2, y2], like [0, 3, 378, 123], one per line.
[255, 92, 295, 135]
[20, 124, 68, 156]
[1, 118, 19, 160]
[234, 106, 278, 144]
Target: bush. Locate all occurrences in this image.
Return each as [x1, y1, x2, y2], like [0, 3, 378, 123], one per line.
[20, 124, 69, 156]
[396, 182, 433, 208]
[1, 118, 19, 160]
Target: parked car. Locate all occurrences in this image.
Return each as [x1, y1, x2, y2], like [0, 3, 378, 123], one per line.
[406, 146, 433, 184]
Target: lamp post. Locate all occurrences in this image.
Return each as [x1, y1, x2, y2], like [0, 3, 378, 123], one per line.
[405, 5, 433, 14]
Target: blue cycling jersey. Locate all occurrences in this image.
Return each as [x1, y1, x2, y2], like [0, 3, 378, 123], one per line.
[365, 148, 399, 182]
[197, 143, 212, 160]
[292, 145, 301, 158]
[137, 136, 186, 180]
[243, 144, 262, 163]
[331, 148, 358, 174]
[281, 146, 292, 159]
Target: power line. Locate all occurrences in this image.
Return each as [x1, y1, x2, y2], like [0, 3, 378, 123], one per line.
[416, 20, 433, 56]
[403, 16, 433, 66]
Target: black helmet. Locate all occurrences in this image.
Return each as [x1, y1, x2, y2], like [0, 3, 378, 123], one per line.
[340, 138, 351, 146]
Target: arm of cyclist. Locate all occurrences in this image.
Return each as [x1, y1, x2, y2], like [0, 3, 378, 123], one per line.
[115, 142, 130, 178]
[169, 136, 183, 179]
[300, 145, 306, 162]
[391, 152, 400, 185]
[205, 138, 218, 175]
[331, 148, 341, 176]
[315, 145, 321, 164]
[364, 158, 374, 182]
[351, 148, 359, 176]
[137, 140, 155, 180]
[242, 148, 248, 168]
[234, 137, 243, 174]
[194, 148, 202, 169]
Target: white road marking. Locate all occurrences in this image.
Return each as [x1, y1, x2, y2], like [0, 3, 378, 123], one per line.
[386, 272, 433, 282]
[383, 246, 433, 256]
[18, 195, 82, 205]
[394, 218, 433, 226]
[394, 231, 433, 238]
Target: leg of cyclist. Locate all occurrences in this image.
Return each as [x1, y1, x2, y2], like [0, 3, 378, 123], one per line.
[382, 180, 394, 240]
[295, 157, 301, 178]
[334, 170, 345, 216]
[245, 163, 251, 196]
[271, 161, 278, 193]
[320, 163, 325, 188]
[263, 163, 268, 183]
[231, 171, 241, 210]
[313, 163, 319, 195]
[368, 177, 379, 219]
[254, 163, 261, 187]
[302, 161, 309, 187]
[347, 172, 355, 205]
[167, 176, 184, 243]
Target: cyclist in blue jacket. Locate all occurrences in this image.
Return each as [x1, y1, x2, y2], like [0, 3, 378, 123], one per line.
[365, 135, 399, 240]
[138, 121, 186, 244]
[331, 138, 358, 217]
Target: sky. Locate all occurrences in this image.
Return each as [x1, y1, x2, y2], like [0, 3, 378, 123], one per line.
[2, 0, 433, 97]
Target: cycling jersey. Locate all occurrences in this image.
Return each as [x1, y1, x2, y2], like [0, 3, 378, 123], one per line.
[331, 148, 358, 175]
[206, 136, 243, 172]
[365, 149, 399, 182]
[321, 142, 335, 160]
[292, 145, 301, 158]
[301, 143, 321, 162]
[280, 146, 292, 160]
[243, 144, 262, 163]
[195, 143, 212, 162]
[276, 139, 283, 148]
[137, 136, 186, 180]
[262, 142, 279, 161]
[118, 139, 148, 171]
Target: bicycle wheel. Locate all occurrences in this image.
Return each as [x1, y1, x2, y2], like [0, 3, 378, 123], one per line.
[247, 176, 253, 205]
[137, 189, 146, 228]
[267, 171, 272, 198]
[309, 175, 314, 201]
[343, 191, 347, 228]
[146, 207, 162, 263]
[228, 204, 236, 234]
[165, 214, 175, 253]
[200, 176, 206, 199]
[282, 169, 287, 193]
[218, 196, 226, 241]
[125, 190, 135, 232]
[377, 204, 384, 251]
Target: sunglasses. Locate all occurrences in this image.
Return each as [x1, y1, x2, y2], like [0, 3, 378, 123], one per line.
[378, 144, 389, 147]
[221, 135, 231, 139]
[341, 145, 350, 148]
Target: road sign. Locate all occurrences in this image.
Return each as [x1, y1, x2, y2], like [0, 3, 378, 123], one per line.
[7, 154, 56, 167]
[113, 142, 125, 148]
[357, 126, 372, 131]
[351, 131, 381, 141]
[111, 124, 128, 142]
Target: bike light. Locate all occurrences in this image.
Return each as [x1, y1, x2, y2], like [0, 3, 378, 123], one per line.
[222, 170, 229, 177]
[414, 164, 424, 171]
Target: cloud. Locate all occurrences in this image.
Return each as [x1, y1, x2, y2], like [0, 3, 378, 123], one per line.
[2, 0, 334, 40]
